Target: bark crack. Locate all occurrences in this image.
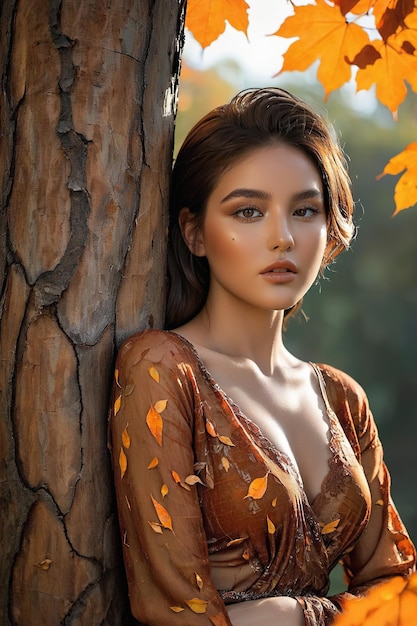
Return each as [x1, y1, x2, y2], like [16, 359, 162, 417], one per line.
[32, 1, 91, 310]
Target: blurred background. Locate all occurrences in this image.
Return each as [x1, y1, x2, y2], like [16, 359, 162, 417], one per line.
[175, 1, 417, 581]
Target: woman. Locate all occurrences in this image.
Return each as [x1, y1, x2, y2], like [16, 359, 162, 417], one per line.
[109, 88, 415, 625]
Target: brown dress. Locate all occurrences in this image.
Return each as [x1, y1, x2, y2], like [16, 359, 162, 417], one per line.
[109, 330, 415, 625]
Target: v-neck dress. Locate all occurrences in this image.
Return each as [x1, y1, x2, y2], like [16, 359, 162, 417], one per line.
[109, 330, 415, 625]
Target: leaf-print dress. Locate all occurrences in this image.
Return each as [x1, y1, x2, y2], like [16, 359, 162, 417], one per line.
[109, 330, 415, 625]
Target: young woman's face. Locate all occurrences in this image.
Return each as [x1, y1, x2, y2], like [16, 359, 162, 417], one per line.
[188, 143, 328, 314]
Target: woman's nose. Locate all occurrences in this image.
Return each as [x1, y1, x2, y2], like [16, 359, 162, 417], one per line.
[268, 215, 295, 251]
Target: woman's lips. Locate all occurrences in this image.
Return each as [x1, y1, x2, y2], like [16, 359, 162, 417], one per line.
[260, 261, 297, 283]
[261, 260, 297, 274]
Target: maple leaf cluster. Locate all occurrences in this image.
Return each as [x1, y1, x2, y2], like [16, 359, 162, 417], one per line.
[185, 0, 417, 214]
[333, 571, 417, 625]
[276, 0, 417, 113]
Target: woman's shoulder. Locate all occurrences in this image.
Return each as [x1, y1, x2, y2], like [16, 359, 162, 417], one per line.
[316, 363, 372, 440]
[116, 329, 198, 371]
[316, 363, 367, 399]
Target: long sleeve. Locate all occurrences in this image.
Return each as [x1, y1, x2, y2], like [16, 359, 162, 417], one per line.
[297, 365, 416, 625]
[109, 332, 232, 626]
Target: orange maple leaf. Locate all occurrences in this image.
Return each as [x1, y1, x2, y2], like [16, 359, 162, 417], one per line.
[374, 0, 416, 41]
[333, 572, 417, 625]
[355, 30, 417, 112]
[186, 0, 249, 49]
[378, 142, 417, 214]
[274, 0, 370, 98]
[334, 0, 378, 15]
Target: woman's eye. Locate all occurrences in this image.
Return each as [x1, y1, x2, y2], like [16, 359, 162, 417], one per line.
[294, 206, 319, 218]
[235, 207, 262, 219]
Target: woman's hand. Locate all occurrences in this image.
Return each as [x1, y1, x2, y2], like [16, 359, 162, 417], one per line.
[226, 596, 305, 626]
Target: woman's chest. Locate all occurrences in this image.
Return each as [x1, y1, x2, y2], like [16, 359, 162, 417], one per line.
[201, 362, 333, 504]
[193, 370, 371, 571]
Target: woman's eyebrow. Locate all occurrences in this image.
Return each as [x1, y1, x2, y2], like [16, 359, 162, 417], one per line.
[221, 188, 271, 203]
[221, 187, 323, 203]
[292, 189, 323, 201]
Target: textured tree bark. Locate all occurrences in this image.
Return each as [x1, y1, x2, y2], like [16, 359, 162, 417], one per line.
[0, 0, 185, 623]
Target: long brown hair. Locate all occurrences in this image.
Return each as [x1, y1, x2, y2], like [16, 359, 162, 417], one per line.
[166, 88, 355, 329]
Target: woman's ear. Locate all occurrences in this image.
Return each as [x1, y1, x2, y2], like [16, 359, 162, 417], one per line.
[179, 208, 206, 257]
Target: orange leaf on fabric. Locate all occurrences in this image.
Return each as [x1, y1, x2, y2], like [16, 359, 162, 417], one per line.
[186, 0, 249, 49]
[119, 447, 127, 478]
[272, 497, 277, 507]
[161, 484, 168, 498]
[221, 457, 230, 472]
[151, 495, 173, 532]
[114, 368, 120, 387]
[185, 474, 204, 486]
[195, 572, 204, 590]
[227, 537, 246, 547]
[378, 142, 417, 213]
[275, 0, 370, 98]
[171, 470, 181, 483]
[148, 365, 160, 383]
[205, 467, 215, 489]
[147, 457, 159, 469]
[170, 606, 185, 613]
[218, 435, 235, 446]
[321, 518, 340, 534]
[154, 399, 167, 413]
[148, 521, 163, 534]
[185, 597, 208, 614]
[267, 515, 276, 534]
[244, 473, 269, 500]
[114, 395, 122, 416]
[146, 405, 163, 446]
[121, 426, 131, 449]
[124, 383, 135, 397]
[206, 420, 217, 437]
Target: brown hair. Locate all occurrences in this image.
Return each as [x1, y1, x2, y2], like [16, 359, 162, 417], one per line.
[165, 87, 354, 329]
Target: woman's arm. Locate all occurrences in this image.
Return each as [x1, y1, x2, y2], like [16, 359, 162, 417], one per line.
[227, 597, 305, 626]
[326, 366, 415, 590]
[109, 331, 233, 626]
[297, 366, 416, 625]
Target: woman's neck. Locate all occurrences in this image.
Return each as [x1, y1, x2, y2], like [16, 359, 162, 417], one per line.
[175, 294, 294, 376]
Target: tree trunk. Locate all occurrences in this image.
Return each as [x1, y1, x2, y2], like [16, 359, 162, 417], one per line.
[0, 1, 185, 623]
